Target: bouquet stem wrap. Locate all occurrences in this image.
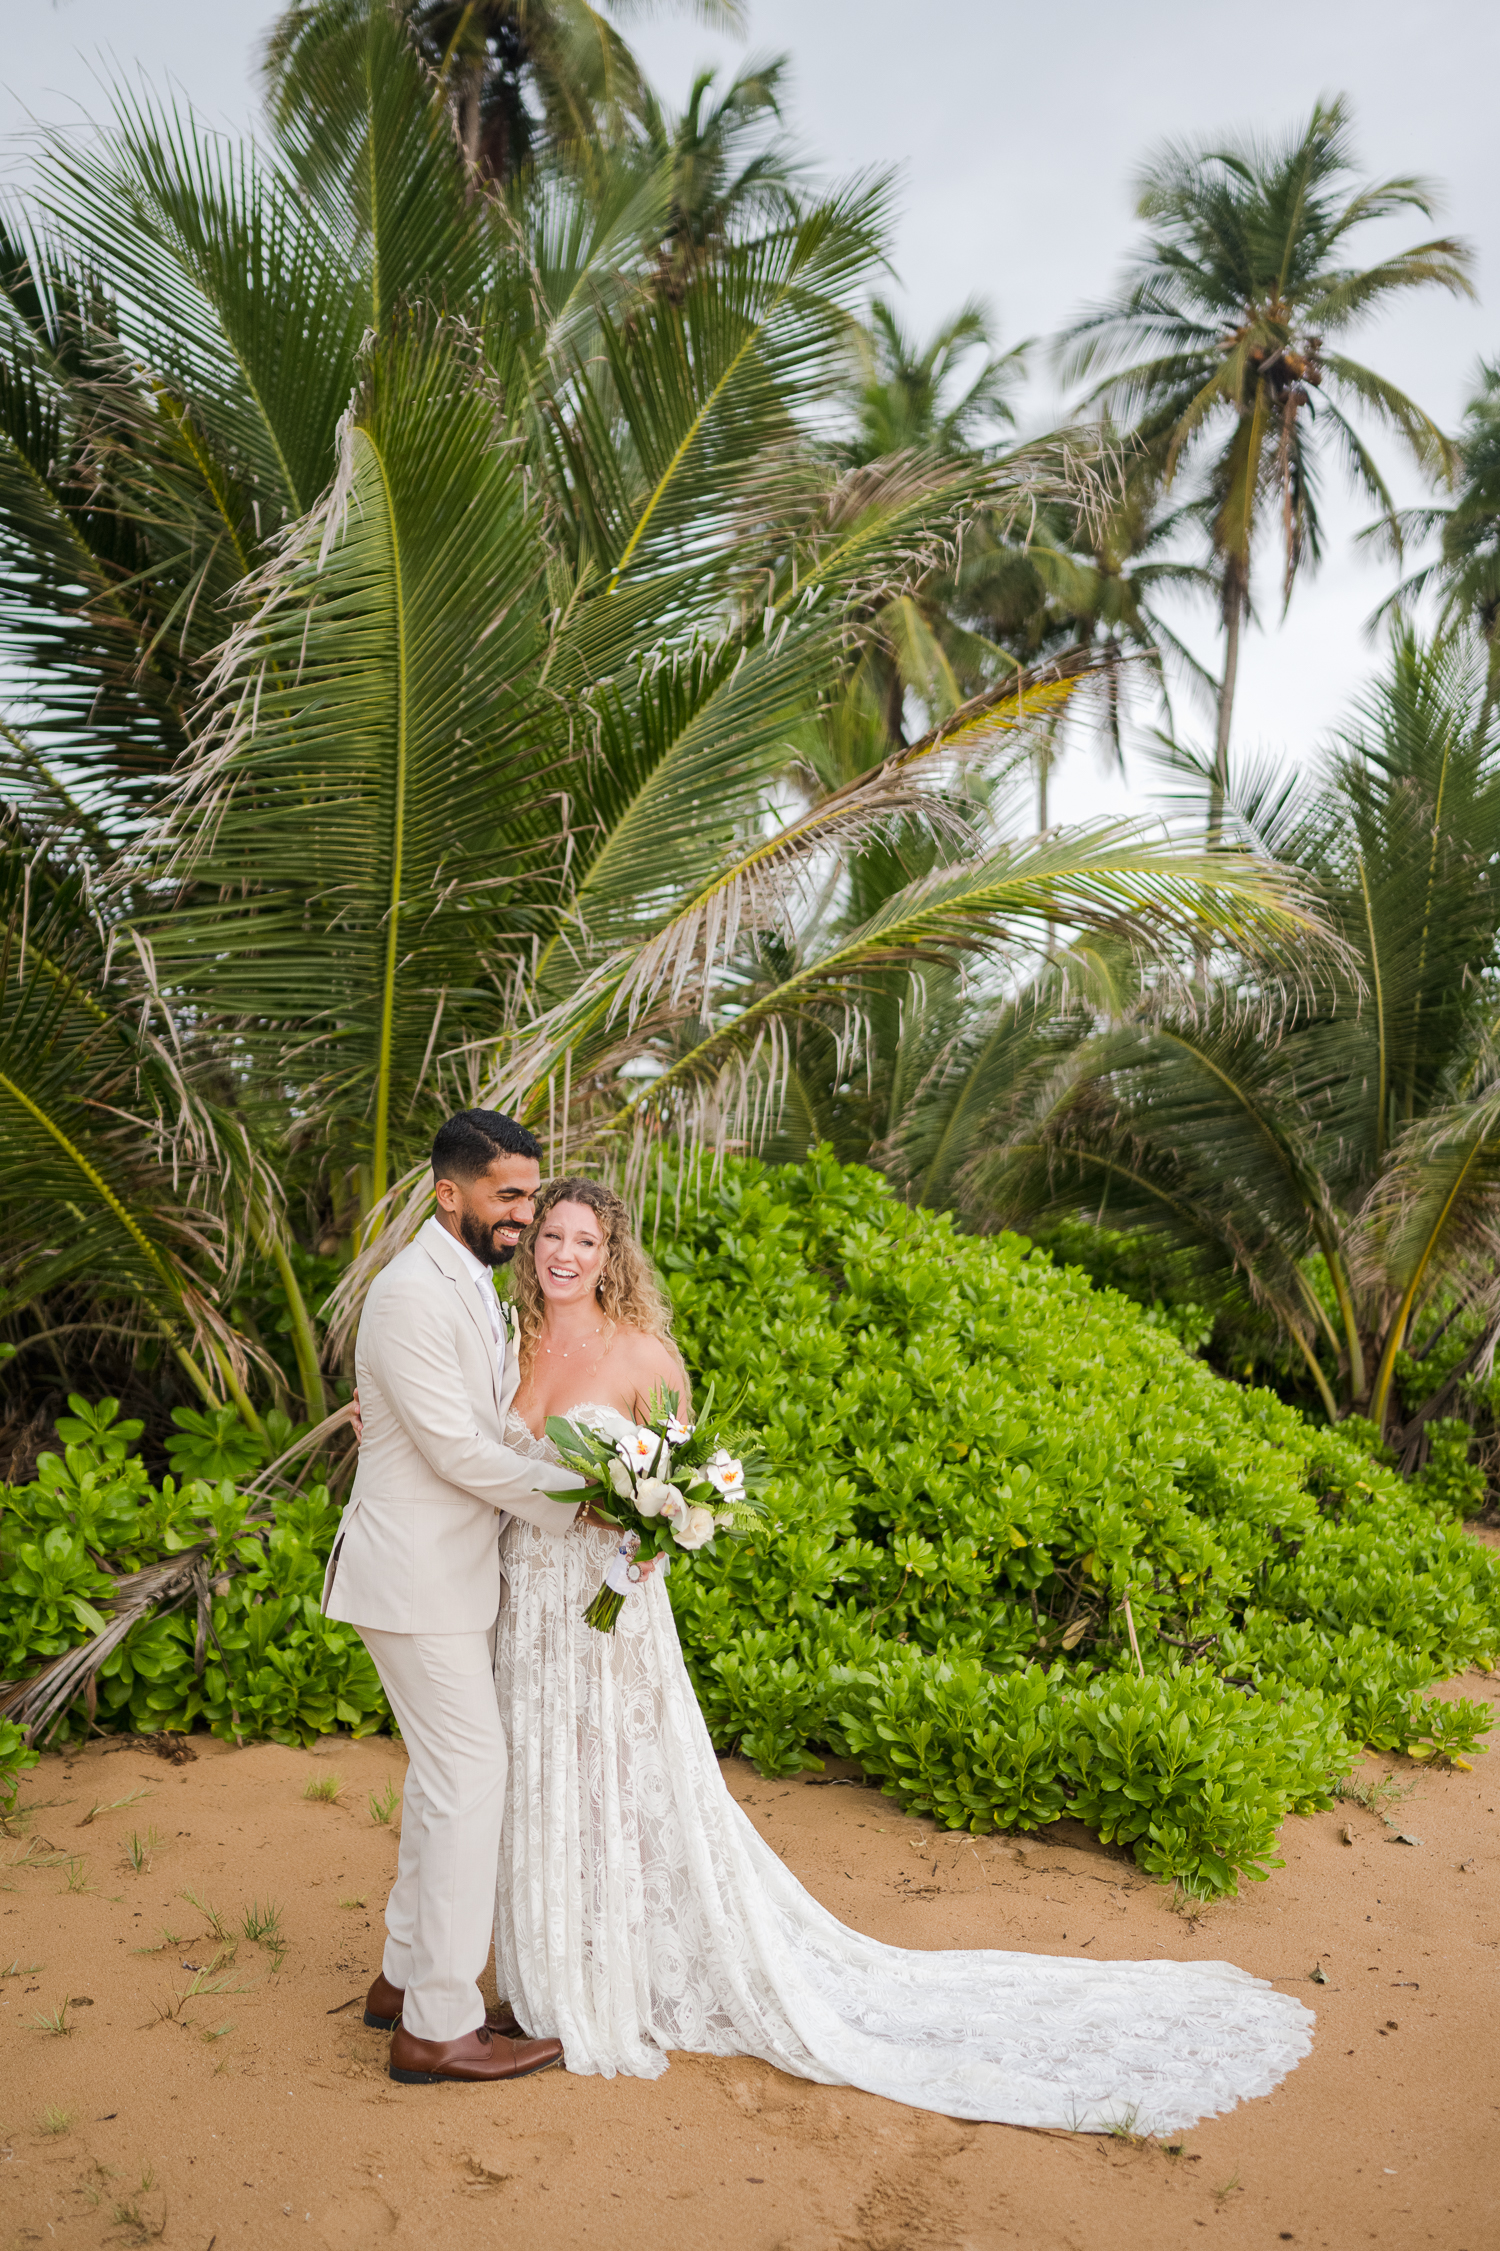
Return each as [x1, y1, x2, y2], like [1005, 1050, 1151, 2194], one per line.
[583, 1541, 645, 1634]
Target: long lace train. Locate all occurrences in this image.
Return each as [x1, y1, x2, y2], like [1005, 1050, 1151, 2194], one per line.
[494, 1415, 1313, 2131]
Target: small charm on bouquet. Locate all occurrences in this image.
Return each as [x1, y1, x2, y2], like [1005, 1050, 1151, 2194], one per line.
[545, 1387, 766, 1635]
[583, 1534, 664, 1634]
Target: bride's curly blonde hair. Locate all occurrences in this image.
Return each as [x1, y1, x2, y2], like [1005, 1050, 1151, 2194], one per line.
[510, 1176, 674, 1372]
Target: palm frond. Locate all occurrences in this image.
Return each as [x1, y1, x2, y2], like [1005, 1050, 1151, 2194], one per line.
[150, 311, 561, 1204]
[0, 810, 251, 1400]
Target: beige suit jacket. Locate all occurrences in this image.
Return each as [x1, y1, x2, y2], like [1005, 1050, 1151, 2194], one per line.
[321, 1216, 583, 1635]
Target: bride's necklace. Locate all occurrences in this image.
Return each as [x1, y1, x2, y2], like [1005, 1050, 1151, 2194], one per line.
[540, 1322, 608, 1361]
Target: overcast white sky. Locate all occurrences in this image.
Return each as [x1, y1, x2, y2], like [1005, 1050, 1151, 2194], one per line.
[5, 0, 1496, 825]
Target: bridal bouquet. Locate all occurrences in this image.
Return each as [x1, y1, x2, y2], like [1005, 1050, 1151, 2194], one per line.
[545, 1388, 765, 1634]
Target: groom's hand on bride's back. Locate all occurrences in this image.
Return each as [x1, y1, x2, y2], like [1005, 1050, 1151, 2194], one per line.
[349, 1389, 363, 1444]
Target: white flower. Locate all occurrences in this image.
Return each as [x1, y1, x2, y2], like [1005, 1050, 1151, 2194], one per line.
[608, 1459, 634, 1499]
[665, 1413, 693, 1445]
[658, 1489, 688, 1528]
[703, 1449, 745, 1499]
[617, 1426, 662, 1477]
[634, 1477, 675, 1518]
[673, 1505, 717, 1551]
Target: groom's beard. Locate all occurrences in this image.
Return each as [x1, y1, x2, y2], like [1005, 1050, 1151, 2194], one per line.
[457, 1205, 517, 1269]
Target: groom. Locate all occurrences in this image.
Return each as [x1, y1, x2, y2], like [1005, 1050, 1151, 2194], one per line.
[322, 1108, 586, 2085]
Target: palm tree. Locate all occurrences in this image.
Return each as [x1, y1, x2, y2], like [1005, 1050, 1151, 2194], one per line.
[830, 298, 1028, 755]
[0, 801, 266, 1421]
[264, 0, 742, 184]
[837, 316, 1209, 827]
[628, 56, 800, 294]
[950, 444, 1218, 828]
[966, 631, 1500, 1448]
[1061, 98, 1473, 838]
[844, 298, 1025, 470]
[1372, 360, 1500, 710]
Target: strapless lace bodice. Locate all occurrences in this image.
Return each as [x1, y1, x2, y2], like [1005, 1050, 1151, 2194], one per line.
[502, 1405, 561, 1462]
[502, 1405, 621, 1560]
[503, 1402, 629, 1468]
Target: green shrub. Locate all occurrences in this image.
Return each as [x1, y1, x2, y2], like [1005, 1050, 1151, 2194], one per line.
[0, 1716, 38, 1807]
[0, 1400, 386, 1771]
[4, 1155, 1498, 1891]
[829, 1651, 1071, 1834]
[660, 1151, 1500, 1894]
[163, 1405, 269, 1485]
[1059, 1670, 1349, 1896]
[1411, 1418, 1489, 1519]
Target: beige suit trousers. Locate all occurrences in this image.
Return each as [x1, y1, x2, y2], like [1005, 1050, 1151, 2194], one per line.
[359, 1626, 504, 2044]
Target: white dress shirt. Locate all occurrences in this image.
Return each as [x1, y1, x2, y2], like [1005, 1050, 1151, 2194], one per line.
[447, 1227, 507, 1376]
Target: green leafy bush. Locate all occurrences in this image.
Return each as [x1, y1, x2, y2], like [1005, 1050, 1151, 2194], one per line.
[0, 1397, 386, 1762]
[660, 1152, 1500, 1894]
[163, 1404, 270, 1485]
[3, 1159, 1498, 1896]
[0, 1715, 38, 1806]
[1041, 1220, 1500, 1506]
[1411, 1418, 1489, 1519]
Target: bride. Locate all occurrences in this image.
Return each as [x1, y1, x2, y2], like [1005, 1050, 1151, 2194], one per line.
[494, 1175, 1313, 2131]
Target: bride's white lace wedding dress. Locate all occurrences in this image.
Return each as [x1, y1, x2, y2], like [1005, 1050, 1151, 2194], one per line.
[493, 1407, 1313, 2131]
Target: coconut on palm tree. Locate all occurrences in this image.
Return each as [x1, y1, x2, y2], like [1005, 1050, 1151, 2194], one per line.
[1060, 97, 1473, 837]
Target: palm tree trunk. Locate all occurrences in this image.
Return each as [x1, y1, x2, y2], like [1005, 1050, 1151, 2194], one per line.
[1289, 1325, 1339, 1422]
[883, 664, 907, 751]
[274, 1239, 329, 1422]
[458, 59, 482, 170]
[268, 1235, 329, 1423]
[1313, 1230, 1367, 1404]
[1210, 563, 1245, 848]
[207, 1339, 267, 1440]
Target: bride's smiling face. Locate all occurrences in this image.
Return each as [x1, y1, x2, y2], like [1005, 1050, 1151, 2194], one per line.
[534, 1200, 607, 1309]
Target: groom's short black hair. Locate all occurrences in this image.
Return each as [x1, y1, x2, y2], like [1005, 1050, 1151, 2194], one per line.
[432, 1108, 541, 1184]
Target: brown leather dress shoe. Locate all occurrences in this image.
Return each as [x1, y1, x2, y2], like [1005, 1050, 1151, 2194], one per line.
[362, 1972, 525, 2038]
[388, 2023, 564, 2085]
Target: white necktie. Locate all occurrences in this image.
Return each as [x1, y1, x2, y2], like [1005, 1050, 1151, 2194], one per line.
[476, 1278, 504, 1374]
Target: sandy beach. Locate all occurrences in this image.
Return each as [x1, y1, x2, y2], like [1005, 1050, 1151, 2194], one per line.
[2, 1667, 1498, 2251]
